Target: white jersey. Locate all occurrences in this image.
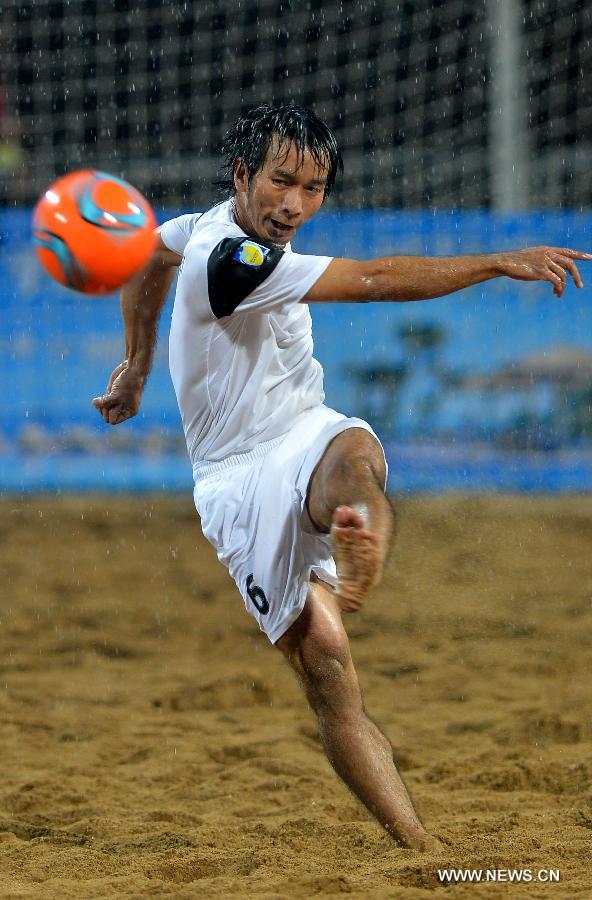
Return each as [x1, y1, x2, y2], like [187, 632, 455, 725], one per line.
[161, 200, 333, 466]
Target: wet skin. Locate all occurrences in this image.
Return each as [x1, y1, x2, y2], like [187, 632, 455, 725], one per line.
[232, 138, 329, 247]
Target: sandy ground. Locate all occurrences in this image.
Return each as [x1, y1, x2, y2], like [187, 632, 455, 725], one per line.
[0, 494, 591, 898]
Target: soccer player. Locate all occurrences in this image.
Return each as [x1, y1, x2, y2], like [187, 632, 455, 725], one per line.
[94, 104, 590, 851]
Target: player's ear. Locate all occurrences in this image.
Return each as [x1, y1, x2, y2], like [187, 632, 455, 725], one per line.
[233, 160, 249, 194]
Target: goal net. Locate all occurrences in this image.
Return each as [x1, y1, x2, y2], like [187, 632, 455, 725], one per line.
[2, 0, 589, 210]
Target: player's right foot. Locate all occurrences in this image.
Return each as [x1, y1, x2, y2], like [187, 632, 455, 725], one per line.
[385, 821, 445, 852]
[331, 504, 382, 612]
[407, 831, 445, 853]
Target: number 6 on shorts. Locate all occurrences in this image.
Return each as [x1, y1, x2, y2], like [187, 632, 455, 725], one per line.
[246, 574, 270, 615]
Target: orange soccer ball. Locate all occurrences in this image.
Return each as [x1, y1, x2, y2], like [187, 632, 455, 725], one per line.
[33, 169, 157, 294]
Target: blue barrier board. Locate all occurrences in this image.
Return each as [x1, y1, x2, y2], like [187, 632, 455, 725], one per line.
[2, 208, 591, 492]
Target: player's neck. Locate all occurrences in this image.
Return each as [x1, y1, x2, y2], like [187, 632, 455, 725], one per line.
[230, 196, 251, 236]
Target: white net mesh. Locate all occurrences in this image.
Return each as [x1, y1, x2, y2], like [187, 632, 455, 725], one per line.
[522, 0, 592, 207]
[1, 0, 590, 208]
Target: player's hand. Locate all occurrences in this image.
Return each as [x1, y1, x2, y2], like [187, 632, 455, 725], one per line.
[92, 361, 144, 425]
[498, 247, 592, 298]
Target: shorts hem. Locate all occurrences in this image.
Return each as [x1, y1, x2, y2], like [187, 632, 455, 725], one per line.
[266, 579, 310, 644]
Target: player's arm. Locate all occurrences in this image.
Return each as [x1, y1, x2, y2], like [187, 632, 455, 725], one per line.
[93, 234, 182, 425]
[303, 247, 591, 304]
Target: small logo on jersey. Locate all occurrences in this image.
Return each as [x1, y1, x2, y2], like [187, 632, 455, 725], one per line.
[234, 240, 269, 268]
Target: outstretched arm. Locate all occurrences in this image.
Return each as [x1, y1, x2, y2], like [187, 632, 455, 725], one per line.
[93, 235, 181, 425]
[304, 247, 592, 304]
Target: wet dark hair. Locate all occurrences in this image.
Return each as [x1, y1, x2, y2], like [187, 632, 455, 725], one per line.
[217, 103, 343, 198]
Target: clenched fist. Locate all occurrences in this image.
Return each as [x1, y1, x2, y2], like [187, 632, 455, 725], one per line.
[92, 361, 145, 425]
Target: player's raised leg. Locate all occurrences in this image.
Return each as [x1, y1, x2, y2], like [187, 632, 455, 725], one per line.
[276, 581, 441, 850]
[307, 428, 394, 611]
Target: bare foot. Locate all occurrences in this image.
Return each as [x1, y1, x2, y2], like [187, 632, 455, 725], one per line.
[413, 833, 446, 853]
[331, 504, 382, 611]
[388, 824, 446, 853]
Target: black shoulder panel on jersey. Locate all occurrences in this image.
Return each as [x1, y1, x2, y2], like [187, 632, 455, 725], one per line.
[207, 237, 284, 318]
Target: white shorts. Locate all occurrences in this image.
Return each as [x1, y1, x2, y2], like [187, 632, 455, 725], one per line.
[192, 405, 385, 644]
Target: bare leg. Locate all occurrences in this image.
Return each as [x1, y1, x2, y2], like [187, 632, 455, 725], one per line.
[277, 583, 441, 851]
[306, 428, 395, 611]
[277, 427, 440, 847]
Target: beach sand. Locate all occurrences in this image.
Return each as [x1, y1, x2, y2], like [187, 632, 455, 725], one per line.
[1, 494, 591, 898]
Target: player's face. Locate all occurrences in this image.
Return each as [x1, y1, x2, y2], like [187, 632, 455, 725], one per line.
[233, 138, 328, 246]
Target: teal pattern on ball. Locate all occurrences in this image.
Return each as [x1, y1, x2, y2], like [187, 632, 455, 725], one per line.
[33, 228, 85, 290]
[78, 171, 147, 232]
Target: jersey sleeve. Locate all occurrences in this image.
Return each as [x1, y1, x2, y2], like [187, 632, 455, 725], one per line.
[159, 212, 203, 256]
[206, 236, 332, 318]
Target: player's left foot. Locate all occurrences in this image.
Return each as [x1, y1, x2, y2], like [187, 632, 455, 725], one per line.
[331, 504, 382, 612]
